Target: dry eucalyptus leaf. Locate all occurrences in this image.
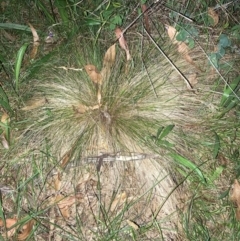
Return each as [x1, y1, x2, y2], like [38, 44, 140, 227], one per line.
[208, 7, 219, 26]
[115, 28, 131, 61]
[28, 23, 39, 44]
[1, 112, 9, 123]
[110, 191, 127, 212]
[101, 44, 116, 81]
[126, 219, 139, 230]
[56, 195, 77, 219]
[166, 25, 202, 74]
[28, 23, 40, 60]
[0, 218, 17, 238]
[73, 104, 88, 114]
[1, 112, 10, 149]
[84, 65, 102, 85]
[18, 220, 35, 241]
[0, 218, 34, 240]
[1, 134, 9, 149]
[103, 44, 116, 67]
[166, 25, 178, 43]
[231, 179, 240, 220]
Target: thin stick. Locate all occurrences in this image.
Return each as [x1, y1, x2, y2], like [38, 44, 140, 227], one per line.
[144, 27, 193, 89]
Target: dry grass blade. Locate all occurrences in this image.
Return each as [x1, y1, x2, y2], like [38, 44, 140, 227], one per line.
[21, 98, 47, 111]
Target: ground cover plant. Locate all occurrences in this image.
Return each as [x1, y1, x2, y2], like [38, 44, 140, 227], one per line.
[0, 0, 240, 240]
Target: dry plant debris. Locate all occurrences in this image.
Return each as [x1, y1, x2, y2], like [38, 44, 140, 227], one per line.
[0, 112, 10, 149]
[84, 65, 103, 85]
[208, 7, 219, 26]
[28, 23, 40, 60]
[110, 191, 127, 211]
[115, 27, 131, 61]
[166, 25, 202, 79]
[0, 218, 35, 240]
[231, 179, 240, 220]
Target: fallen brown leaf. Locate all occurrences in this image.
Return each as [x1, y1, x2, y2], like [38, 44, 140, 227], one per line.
[84, 65, 102, 85]
[73, 104, 88, 114]
[101, 44, 116, 81]
[208, 7, 219, 26]
[1, 112, 10, 149]
[231, 179, 240, 220]
[28, 23, 39, 43]
[126, 219, 139, 230]
[0, 218, 17, 238]
[18, 220, 35, 241]
[1, 134, 9, 149]
[28, 23, 40, 60]
[166, 25, 202, 77]
[1, 112, 9, 123]
[103, 44, 116, 67]
[166, 25, 178, 43]
[115, 28, 131, 61]
[0, 218, 35, 240]
[56, 195, 77, 219]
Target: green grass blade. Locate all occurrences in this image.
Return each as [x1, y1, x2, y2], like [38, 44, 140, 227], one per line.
[170, 153, 206, 183]
[55, 0, 69, 26]
[0, 100, 12, 115]
[0, 23, 31, 32]
[24, 51, 57, 81]
[15, 43, 29, 92]
[213, 132, 220, 159]
[36, 1, 55, 23]
[0, 86, 9, 103]
[158, 124, 175, 140]
[220, 76, 240, 107]
[0, 86, 13, 113]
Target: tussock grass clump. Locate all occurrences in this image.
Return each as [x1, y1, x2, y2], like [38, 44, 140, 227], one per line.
[1, 0, 240, 240]
[17, 38, 225, 158]
[9, 35, 238, 240]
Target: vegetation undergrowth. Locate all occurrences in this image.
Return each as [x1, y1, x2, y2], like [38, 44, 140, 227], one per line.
[0, 0, 240, 240]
